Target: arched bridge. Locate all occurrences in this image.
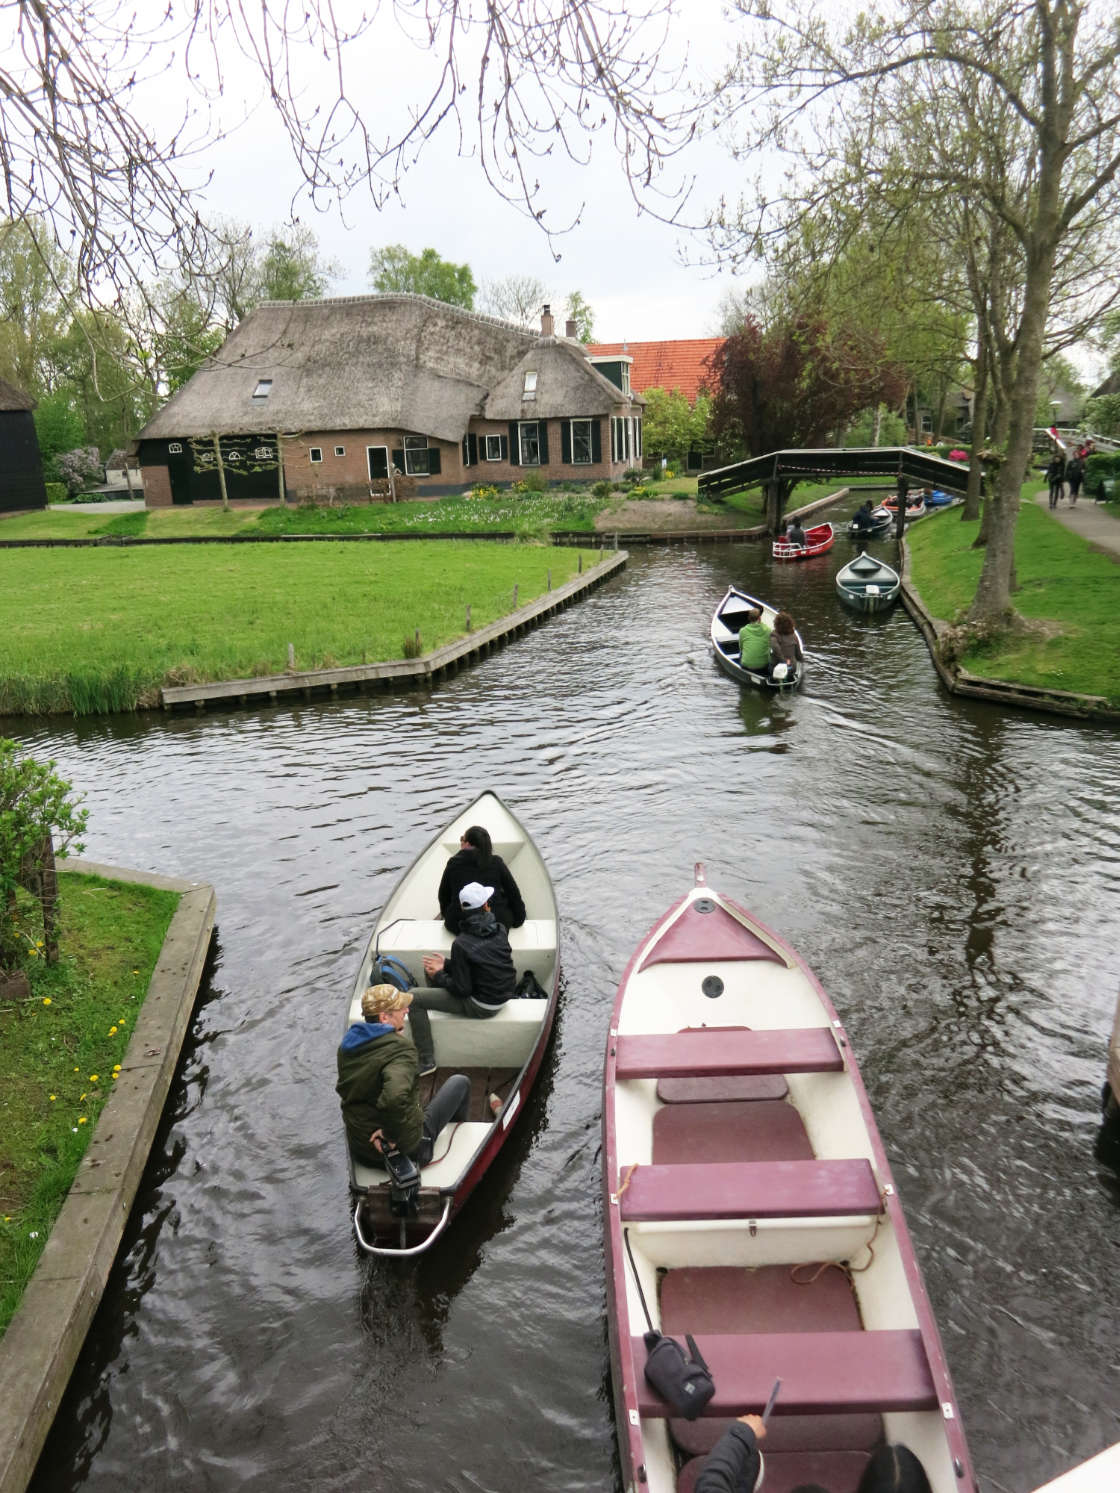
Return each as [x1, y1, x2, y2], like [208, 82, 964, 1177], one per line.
[698, 446, 974, 502]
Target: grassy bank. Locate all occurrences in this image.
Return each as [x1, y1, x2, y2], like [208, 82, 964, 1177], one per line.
[906, 494, 1120, 702]
[0, 539, 600, 714]
[0, 872, 180, 1337]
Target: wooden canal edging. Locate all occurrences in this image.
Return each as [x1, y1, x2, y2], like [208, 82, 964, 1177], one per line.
[898, 541, 1120, 724]
[161, 551, 628, 711]
[0, 861, 214, 1493]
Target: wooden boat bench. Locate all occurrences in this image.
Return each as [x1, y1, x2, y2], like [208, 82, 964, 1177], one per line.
[619, 1158, 882, 1222]
[372, 916, 556, 985]
[614, 1027, 843, 1080]
[632, 1329, 936, 1418]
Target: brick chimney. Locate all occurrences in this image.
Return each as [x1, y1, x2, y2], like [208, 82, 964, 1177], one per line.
[540, 303, 554, 337]
[565, 318, 578, 339]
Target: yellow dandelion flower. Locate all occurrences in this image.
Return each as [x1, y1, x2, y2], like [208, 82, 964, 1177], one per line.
[78, 1117, 88, 1125]
[49, 1094, 56, 1102]
[73, 1066, 79, 1072]
[89, 1075, 98, 1082]
[42, 997, 52, 1006]
[109, 1026, 117, 1035]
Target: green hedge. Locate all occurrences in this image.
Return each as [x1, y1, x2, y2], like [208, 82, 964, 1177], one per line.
[1084, 451, 1120, 497]
[44, 482, 67, 504]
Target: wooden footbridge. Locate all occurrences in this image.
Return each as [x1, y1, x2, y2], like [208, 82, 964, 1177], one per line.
[698, 445, 975, 503]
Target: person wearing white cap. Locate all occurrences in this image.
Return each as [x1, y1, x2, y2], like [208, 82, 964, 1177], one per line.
[406, 881, 518, 1076]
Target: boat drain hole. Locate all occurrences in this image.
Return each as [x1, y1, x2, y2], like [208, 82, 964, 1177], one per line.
[701, 975, 724, 999]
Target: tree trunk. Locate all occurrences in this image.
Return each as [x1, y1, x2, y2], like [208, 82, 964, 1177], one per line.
[212, 434, 231, 512]
[964, 339, 989, 522]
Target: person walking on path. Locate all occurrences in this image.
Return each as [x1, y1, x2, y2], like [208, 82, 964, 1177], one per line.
[1066, 454, 1084, 507]
[1046, 453, 1066, 509]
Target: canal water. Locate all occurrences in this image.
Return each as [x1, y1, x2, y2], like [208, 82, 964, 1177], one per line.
[9, 528, 1119, 1493]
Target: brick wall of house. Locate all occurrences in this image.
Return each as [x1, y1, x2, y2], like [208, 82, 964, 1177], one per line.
[282, 431, 465, 501]
[144, 465, 174, 507]
[464, 417, 632, 486]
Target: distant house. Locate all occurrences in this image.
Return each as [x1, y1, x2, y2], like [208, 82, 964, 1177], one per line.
[585, 338, 724, 469]
[0, 378, 47, 514]
[135, 297, 644, 505]
[105, 450, 144, 492]
[585, 338, 724, 405]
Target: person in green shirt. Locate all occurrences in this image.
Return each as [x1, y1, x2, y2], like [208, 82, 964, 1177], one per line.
[738, 607, 772, 670]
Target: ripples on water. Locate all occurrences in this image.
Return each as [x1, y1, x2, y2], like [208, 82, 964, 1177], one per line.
[11, 530, 1120, 1492]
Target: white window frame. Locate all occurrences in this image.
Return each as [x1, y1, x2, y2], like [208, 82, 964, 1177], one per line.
[523, 370, 538, 399]
[571, 419, 593, 465]
[633, 418, 642, 462]
[485, 434, 503, 462]
[168, 442, 183, 454]
[309, 447, 323, 463]
[518, 421, 541, 466]
[334, 445, 346, 457]
[403, 434, 430, 476]
[252, 378, 273, 399]
[366, 445, 389, 481]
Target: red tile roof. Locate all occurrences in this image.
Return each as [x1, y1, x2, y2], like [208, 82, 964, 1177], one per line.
[586, 339, 724, 404]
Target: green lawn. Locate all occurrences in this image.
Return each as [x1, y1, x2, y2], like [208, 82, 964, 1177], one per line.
[0, 872, 180, 1337]
[906, 491, 1120, 702]
[0, 539, 600, 713]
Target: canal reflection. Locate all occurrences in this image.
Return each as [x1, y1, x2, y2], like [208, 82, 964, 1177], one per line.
[9, 533, 1120, 1493]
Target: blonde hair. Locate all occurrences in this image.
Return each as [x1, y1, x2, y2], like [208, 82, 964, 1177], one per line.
[361, 983, 413, 1020]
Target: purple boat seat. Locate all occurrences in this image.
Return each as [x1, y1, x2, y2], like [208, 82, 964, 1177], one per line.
[619, 1158, 883, 1222]
[660, 1265, 883, 1456]
[632, 1329, 936, 1418]
[615, 1027, 843, 1080]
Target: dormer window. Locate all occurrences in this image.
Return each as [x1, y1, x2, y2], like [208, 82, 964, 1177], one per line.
[523, 370, 538, 399]
[252, 379, 273, 400]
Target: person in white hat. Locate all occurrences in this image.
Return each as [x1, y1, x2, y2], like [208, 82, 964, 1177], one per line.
[406, 881, 518, 1076]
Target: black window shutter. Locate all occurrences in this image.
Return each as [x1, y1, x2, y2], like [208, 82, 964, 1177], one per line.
[539, 421, 550, 464]
[428, 448, 441, 475]
[561, 422, 571, 463]
[392, 448, 404, 471]
[591, 419, 602, 462]
[500, 435, 509, 461]
[462, 437, 470, 467]
[468, 433, 478, 465]
[508, 422, 520, 465]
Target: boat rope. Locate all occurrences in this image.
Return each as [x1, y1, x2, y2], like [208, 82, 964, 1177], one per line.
[616, 1162, 639, 1200]
[790, 1195, 887, 1282]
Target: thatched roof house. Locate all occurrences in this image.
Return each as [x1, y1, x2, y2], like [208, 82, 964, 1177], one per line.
[137, 295, 643, 506]
[0, 376, 47, 514]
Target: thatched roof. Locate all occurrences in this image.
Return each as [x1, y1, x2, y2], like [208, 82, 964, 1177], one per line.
[138, 294, 545, 445]
[0, 377, 35, 412]
[482, 337, 643, 421]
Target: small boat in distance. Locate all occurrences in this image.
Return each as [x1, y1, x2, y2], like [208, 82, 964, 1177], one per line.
[835, 553, 902, 613]
[772, 521, 835, 561]
[710, 586, 803, 691]
[343, 790, 559, 1256]
[846, 505, 893, 538]
[602, 867, 976, 1493]
[883, 495, 927, 521]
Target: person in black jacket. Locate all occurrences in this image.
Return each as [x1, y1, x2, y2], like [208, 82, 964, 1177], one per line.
[407, 882, 518, 1075]
[694, 1415, 766, 1493]
[438, 825, 526, 933]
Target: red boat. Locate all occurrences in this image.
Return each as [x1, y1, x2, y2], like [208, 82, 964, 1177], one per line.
[602, 866, 976, 1493]
[772, 521, 835, 561]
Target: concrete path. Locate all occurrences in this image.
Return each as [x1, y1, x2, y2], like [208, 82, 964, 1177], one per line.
[1034, 487, 1120, 558]
[47, 499, 146, 514]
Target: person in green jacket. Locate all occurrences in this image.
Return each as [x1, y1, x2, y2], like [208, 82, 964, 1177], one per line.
[336, 983, 470, 1168]
[738, 607, 772, 671]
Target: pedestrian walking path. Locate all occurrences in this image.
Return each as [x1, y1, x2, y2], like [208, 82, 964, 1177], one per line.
[1034, 487, 1120, 558]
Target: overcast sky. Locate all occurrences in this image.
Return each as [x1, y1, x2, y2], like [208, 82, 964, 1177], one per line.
[186, 0, 746, 342]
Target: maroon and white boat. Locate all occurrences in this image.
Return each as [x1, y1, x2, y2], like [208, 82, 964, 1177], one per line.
[346, 790, 559, 1255]
[602, 867, 976, 1493]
